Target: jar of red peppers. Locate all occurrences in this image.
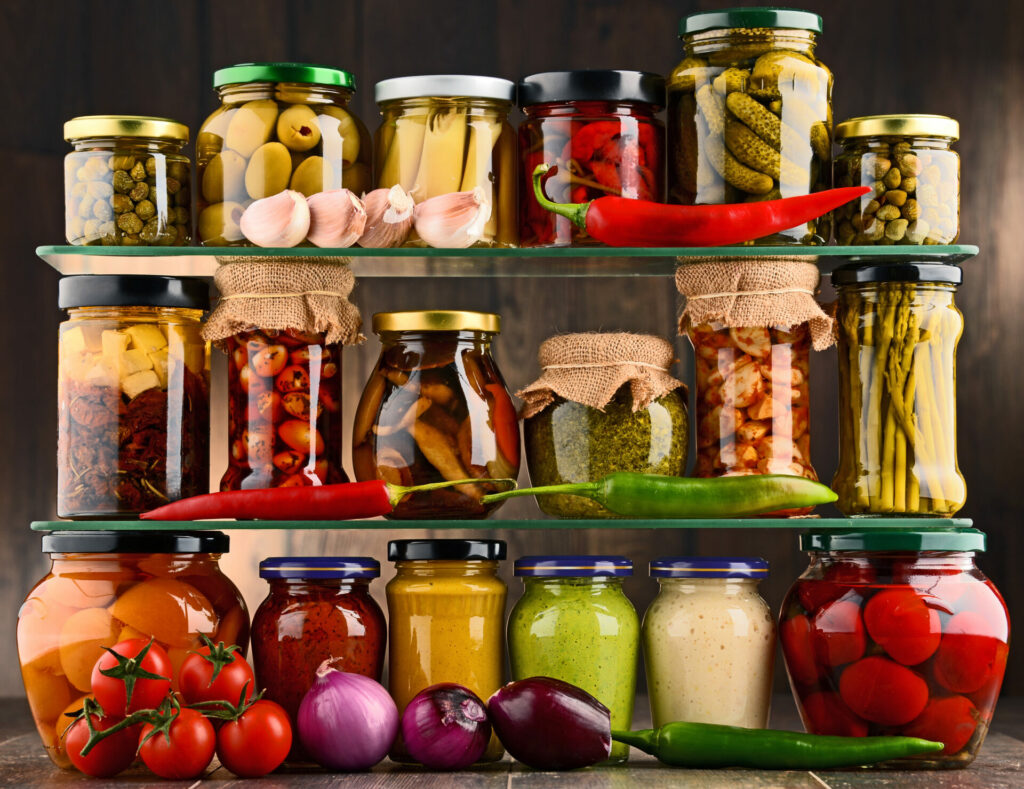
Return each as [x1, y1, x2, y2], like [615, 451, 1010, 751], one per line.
[251, 557, 385, 762]
[780, 529, 1009, 769]
[519, 70, 665, 246]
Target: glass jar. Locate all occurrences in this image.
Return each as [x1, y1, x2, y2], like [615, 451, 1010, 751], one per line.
[64, 115, 191, 246]
[834, 115, 959, 245]
[352, 311, 520, 519]
[220, 327, 345, 491]
[374, 75, 517, 247]
[686, 319, 816, 514]
[196, 62, 371, 245]
[386, 539, 507, 763]
[57, 276, 210, 518]
[508, 555, 639, 764]
[780, 529, 1008, 769]
[251, 557, 385, 762]
[832, 264, 965, 516]
[668, 9, 832, 244]
[18, 531, 248, 768]
[524, 386, 688, 517]
[643, 557, 775, 729]
[518, 70, 665, 246]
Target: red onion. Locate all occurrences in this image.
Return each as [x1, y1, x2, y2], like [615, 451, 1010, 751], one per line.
[401, 683, 491, 769]
[488, 676, 611, 770]
[297, 659, 398, 771]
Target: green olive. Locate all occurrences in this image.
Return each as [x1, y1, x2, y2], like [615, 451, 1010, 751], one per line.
[198, 201, 245, 245]
[202, 149, 248, 203]
[289, 156, 333, 196]
[318, 106, 360, 164]
[224, 99, 279, 158]
[245, 142, 292, 199]
[342, 161, 371, 197]
[277, 104, 321, 152]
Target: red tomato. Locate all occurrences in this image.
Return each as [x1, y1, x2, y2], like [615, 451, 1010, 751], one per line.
[779, 613, 820, 686]
[65, 712, 139, 778]
[934, 612, 1007, 694]
[801, 691, 868, 737]
[904, 695, 979, 755]
[251, 345, 289, 377]
[91, 639, 173, 716]
[839, 656, 929, 726]
[216, 700, 292, 778]
[139, 707, 216, 779]
[864, 588, 942, 666]
[797, 561, 875, 613]
[179, 646, 256, 706]
[812, 598, 866, 667]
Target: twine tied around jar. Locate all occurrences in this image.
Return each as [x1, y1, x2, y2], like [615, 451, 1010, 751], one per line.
[517, 333, 687, 419]
[203, 257, 364, 347]
[676, 257, 835, 350]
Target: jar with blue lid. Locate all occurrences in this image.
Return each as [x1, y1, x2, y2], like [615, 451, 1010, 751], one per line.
[643, 556, 775, 729]
[507, 555, 639, 764]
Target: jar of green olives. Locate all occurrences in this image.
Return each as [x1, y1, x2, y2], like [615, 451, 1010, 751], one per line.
[64, 116, 192, 246]
[196, 62, 372, 246]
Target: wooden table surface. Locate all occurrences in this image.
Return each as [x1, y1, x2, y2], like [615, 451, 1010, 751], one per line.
[2, 696, 1021, 788]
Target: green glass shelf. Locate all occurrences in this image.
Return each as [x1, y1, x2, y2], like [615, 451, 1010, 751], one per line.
[36, 244, 978, 279]
[31, 517, 973, 532]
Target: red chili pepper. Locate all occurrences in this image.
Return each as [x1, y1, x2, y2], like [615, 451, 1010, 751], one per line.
[485, 383, 520, 465]
[532, 164, 870, 247]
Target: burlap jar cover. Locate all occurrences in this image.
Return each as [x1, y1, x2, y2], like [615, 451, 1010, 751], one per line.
[517, 333, 686, 418]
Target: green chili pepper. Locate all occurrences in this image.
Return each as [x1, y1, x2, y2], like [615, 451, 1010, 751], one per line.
[481, 472, 837, 518]
[612, 723, 943, 769]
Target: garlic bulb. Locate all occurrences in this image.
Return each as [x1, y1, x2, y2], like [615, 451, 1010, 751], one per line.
[239, 190, 310, 248]
[307, 189, 367, 248]
[358, 185, 415, 248]
[413, 187, 490, 249]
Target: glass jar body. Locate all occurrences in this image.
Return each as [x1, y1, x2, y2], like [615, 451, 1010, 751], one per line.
[833, 283, 964, 516]
[519, 101, 664, 246]
[780, 550, 1008, 768]
[667, 29, 832, 244]
[58, 306, 209, 517]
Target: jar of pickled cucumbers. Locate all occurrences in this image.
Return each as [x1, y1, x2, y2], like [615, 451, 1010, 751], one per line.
[833, 115, 960, 245]
[668, 8, 832, 244]
[832, 264, 965, 516]
[374, 76, 517, 247]
[196, 62, 372, 245]
[64, 115, 191, 246]
[352, 311, 520, 519]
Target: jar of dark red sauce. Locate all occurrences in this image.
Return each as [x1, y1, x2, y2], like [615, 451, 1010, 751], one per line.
[251, 557, 386, 761]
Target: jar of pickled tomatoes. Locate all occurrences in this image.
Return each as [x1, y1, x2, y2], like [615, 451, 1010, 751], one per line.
[780, 529, 1008, 769]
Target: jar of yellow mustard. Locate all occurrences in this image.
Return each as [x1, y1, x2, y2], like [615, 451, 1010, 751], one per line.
[386, 539, 507, 763]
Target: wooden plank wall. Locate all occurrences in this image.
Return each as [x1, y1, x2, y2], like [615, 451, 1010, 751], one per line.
[1, 0, 1021, 702]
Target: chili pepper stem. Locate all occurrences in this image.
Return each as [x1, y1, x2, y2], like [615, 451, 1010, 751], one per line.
[481, 480, 602, 505]
[610, 729, 653, 750]
[531, 164, 589, 229]
[388, 478, 517, 509]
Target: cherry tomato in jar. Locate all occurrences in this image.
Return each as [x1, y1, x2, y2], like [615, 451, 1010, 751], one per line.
[797, 561, 876, 613]
[65, 710, 139, 778]
[278, 420, 324, 455]
[216, 699, 292, 778]
[779, 613, 820, 686]
[275, 366, 310, 394]
[179, 645, 255, 706]
[91, 639, 173, 716]
[864, 587, 942, 666]
[139, 707, 216, 780]
[838, 655, 929, 726]
[801, 691, 868, 737]
[904, 695, 979, 755]
[934, 611, 1007, 694]
[812, 598, 866, 667]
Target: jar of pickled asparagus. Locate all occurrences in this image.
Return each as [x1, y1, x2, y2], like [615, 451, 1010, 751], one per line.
[668, 8, 832, 244]
[352, 311, 520, 519]
[832, 264, 965, 516]
[374, 76, 517, 247]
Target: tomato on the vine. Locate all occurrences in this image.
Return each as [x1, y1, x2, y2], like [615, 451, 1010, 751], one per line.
[139, 707, 216, 780]
[216, 699, 292, 778]
[65, 709, 139, 778]
[91, 638, 173, 716]
[179, 639, 255, 706]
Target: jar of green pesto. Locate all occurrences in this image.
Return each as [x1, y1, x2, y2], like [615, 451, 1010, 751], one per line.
[518, 333, 689, 518]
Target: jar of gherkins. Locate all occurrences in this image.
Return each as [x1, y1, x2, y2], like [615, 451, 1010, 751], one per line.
[64, 116, 192, 246]
[196, 62, 372, 245]
[833, 115, 960, 245]
[667, 8, 833, 244]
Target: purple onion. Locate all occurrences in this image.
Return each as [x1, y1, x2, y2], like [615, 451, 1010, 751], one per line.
[401, 683, 491, 769]
[297, 659, 398, 771]
[488, 677, 611, 770]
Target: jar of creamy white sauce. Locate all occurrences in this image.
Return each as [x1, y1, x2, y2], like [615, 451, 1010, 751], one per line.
[642, 557, 775, 728]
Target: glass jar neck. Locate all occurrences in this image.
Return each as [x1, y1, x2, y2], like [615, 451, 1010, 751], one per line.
[839, 282, 958, 298]
[379, 97, 511, 117]
[814, 550, 977, 572]
[657, 577, 762, 594]
[684, 28, 817, 58]
[49, 552, 221, 570]
[523, 101, 659, 120]
[377, 329, 495, 351]
[64, 306, 205, 322]
[522, 576, 625, 592]
[847, 135, 955, 151]
[70, 137, 185, 154]
[216, 82, 353, 105]
[267, 577, 372, 594]
[393, 559, 500, 578]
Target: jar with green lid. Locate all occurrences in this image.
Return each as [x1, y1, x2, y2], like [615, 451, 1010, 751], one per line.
[833, 114, 960, 245]
[64, 115, 191, 246]
[196, 62, 371, 245]
[508, 555, 639, 764]
[832, 264, 965, 516]
[518, 333, 689, 518]
[667, 8, 832, 244]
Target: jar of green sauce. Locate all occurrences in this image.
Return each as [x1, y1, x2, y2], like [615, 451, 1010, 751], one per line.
[508, 555, 639, 764]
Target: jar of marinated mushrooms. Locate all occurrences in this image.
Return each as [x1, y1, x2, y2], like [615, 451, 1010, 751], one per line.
[668, 8, 832, 244]
[833, 115, 960, 245]
[352, 311, 520, 519]
[64, 115, 191, 246]
[196, 62, 372, 245]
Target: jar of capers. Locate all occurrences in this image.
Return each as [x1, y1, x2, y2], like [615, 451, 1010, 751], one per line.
[833, 115, 960, 245]
[63, 116, 192, 246]
[196, 62, 372, 246]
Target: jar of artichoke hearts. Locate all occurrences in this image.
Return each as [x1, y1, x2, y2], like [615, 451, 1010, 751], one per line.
[667, 8, 833, 244]
[64, 115, 191, 246]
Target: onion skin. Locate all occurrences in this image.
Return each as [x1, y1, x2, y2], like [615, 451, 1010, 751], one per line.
[488, 677, 611, 770]
[402, 683, 491, 770]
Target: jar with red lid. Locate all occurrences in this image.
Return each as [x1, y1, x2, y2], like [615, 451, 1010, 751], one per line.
[251, 557, 386, 762]
[780, 529, 1009, 769]
[518, 70, 665, 246]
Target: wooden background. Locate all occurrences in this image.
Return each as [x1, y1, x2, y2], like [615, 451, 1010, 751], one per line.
[2, 0, 1022, 703]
